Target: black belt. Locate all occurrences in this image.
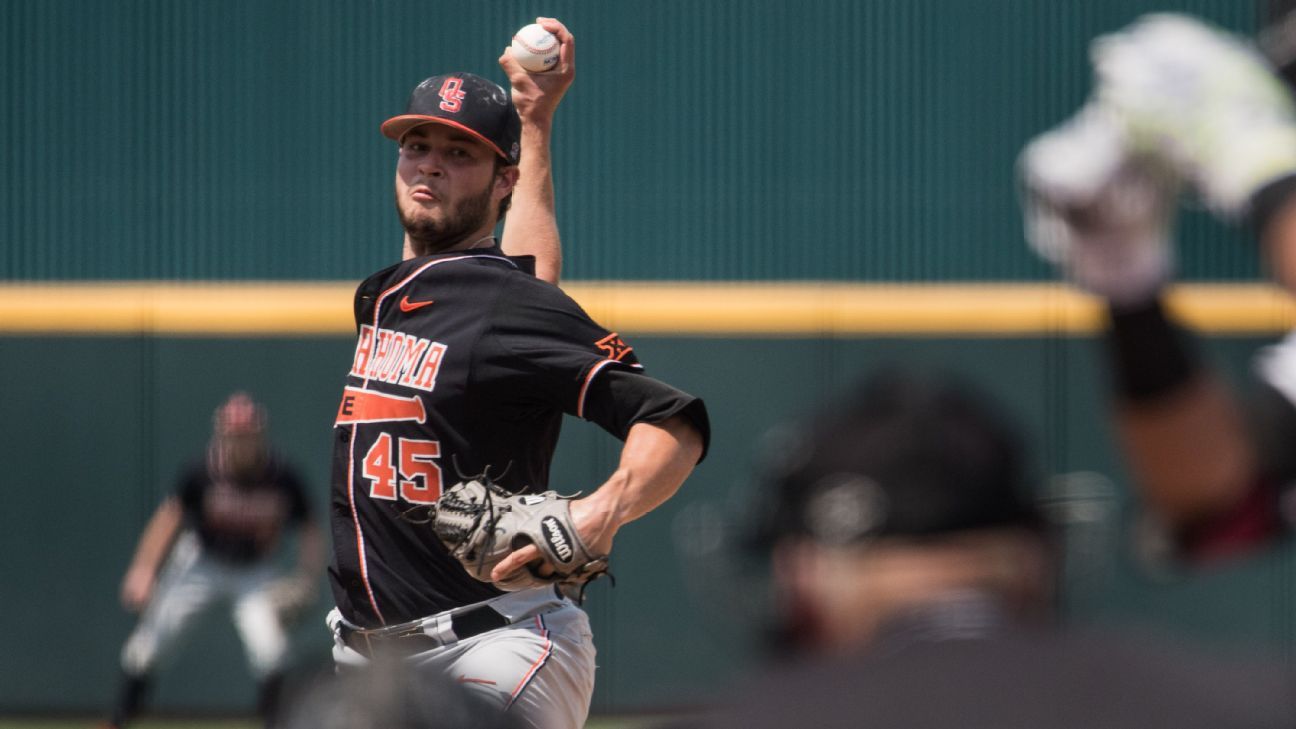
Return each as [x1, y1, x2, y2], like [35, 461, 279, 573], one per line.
[340, 604, 509, 659]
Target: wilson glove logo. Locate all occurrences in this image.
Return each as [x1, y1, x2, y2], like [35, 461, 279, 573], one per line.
[541, 516, 574, 563]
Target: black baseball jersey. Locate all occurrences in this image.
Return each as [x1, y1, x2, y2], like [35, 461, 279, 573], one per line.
[329, 246, 709, 628]
[176, 456, 311, 564]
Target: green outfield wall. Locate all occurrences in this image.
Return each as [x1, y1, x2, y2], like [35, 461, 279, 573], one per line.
[4, 331, 1296, 713]
[0, 0, 1262, 282]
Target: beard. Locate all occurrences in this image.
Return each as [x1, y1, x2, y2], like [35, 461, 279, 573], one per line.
[397, 179, 495, 256]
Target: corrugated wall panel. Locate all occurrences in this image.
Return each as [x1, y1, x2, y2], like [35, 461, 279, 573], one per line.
[1, 0, 1266, 281]
[5, 333, 1293, 713]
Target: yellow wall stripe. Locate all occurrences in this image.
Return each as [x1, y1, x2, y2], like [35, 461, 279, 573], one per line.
[0, 282, 1293, 336]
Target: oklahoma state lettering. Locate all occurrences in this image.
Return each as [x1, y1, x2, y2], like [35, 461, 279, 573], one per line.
[349, 324, 447, 392]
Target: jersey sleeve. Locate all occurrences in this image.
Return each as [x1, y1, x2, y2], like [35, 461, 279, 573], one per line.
[482, 274, 641, 397]
[581, 368, 711, 461]
[479, 275, 707, 442]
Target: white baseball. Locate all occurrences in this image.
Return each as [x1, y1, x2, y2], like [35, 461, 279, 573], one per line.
[511, 23, 560, 73]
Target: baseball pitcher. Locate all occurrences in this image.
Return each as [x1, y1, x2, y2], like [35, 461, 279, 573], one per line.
[323, 19, 710, 729]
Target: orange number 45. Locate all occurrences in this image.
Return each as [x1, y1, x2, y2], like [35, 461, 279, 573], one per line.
[362, 433, 442, 504]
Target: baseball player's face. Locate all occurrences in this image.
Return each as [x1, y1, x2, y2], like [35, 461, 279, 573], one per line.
[214, 431, 266, 478]
[394, 124, 515, 255]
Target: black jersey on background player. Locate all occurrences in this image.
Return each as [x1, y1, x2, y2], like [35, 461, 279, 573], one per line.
[176, 456, 312, 564]
[329, 246, 708, 627]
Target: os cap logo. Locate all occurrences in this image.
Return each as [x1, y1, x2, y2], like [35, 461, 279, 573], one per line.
[438, 77, 466, 113]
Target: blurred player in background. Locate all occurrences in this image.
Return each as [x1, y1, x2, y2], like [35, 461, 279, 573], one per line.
[678, 369, 1296, 728]
[102, 392, 323, 729]
[1019, 3, 1296, 563]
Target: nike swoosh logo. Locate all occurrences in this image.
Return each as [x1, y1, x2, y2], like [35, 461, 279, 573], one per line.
[399, 295, 434, 312]
[457, 675, 498, 686]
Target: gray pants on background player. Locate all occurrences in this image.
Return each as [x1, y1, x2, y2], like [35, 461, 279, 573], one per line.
[121, 531, 292, 678]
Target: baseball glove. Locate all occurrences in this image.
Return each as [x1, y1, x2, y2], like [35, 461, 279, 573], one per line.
[429, 478, 611, 599]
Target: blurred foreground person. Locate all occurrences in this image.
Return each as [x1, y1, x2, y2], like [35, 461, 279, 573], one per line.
[103, 392, 323, 729]
[281, 657, 518, 729]
[1019, 7, 1296, 564]
[682, 370, 1296, 729]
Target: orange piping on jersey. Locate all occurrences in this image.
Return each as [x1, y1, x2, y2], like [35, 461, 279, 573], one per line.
[375, 254, 515, 312]
[347, 253, 519, 624]
[577, 359, 619, 419]
[506, 615, 554, 708]
[345, 427, 385, 625]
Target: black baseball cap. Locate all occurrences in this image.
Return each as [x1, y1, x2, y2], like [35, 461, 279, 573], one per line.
[381, 73, 521, 164]
[751, 368, 1042, 547]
